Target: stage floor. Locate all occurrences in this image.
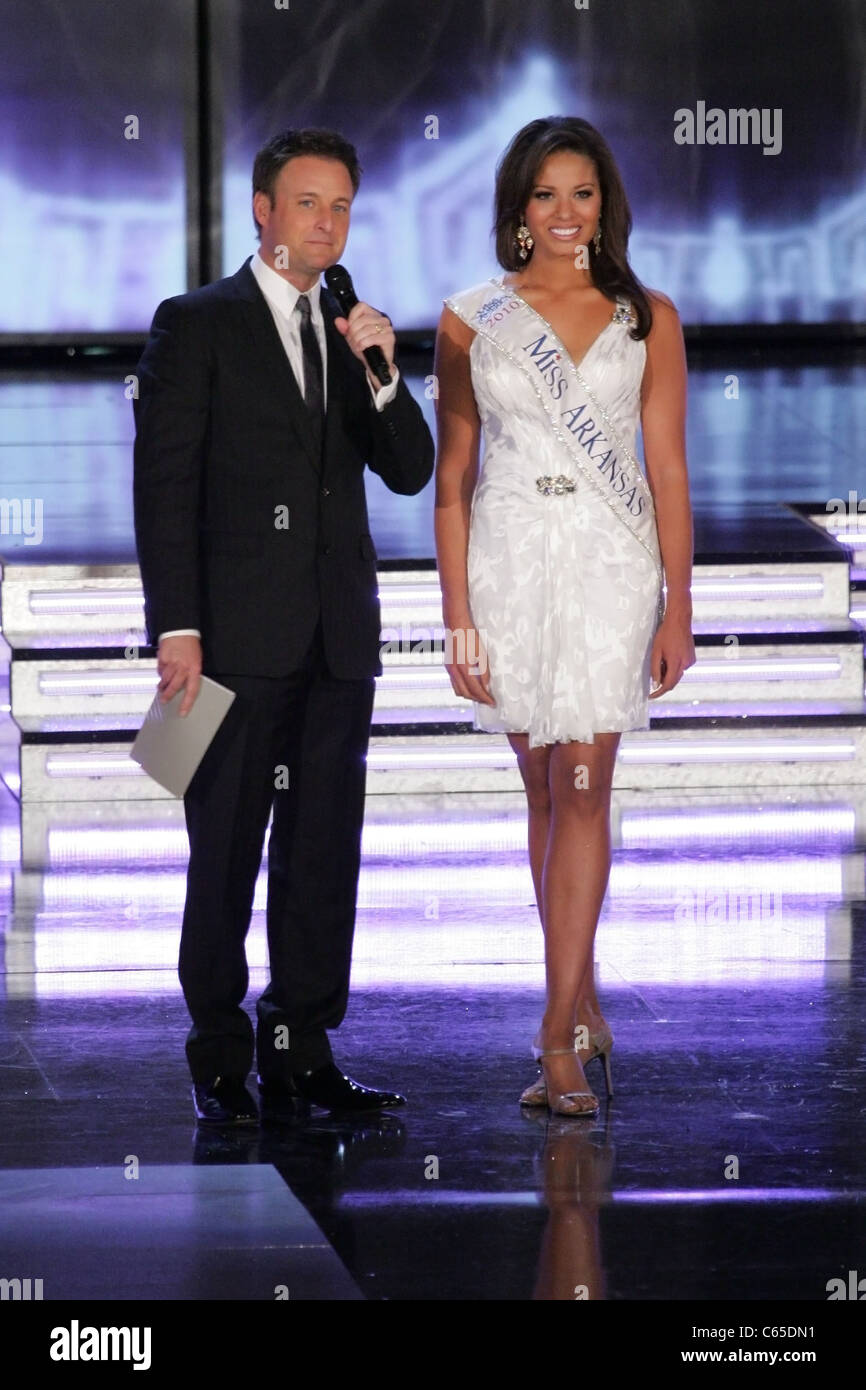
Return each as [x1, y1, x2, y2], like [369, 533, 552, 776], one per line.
[0, 354, 865, 563]
[1, 775, 865, 1302]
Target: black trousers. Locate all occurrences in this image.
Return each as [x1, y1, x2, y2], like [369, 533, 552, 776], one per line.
[178, 615, 376, 1083]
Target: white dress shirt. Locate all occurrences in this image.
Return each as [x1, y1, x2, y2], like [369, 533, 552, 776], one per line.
[158, 250, 398, 643]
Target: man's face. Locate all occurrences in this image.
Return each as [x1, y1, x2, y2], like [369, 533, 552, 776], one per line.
[254, 155, 354, 286]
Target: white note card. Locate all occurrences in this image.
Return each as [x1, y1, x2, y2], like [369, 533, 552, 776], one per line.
[130, 675, 236, 797]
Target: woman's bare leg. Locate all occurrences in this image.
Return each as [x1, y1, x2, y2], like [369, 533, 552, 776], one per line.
[537, 733, 620, 1100]
[506, 732, 552, 923]
[507, 732, 616, 1064]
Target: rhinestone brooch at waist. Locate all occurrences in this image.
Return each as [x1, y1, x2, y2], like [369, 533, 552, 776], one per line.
[536, 475, 576, 496]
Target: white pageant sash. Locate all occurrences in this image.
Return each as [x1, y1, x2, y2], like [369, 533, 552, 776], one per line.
[445, 279, 663, 585]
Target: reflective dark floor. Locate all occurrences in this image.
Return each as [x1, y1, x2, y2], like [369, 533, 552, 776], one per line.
[0, 353, 865, 563]
[2, 775, 865, 1302]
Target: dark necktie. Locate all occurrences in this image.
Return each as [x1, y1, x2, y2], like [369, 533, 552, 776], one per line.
[296, 292, 324, 459]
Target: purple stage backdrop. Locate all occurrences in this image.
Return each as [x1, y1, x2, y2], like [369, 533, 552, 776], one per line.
[2, 0, 865, 334]
[0, 0, 191, 335]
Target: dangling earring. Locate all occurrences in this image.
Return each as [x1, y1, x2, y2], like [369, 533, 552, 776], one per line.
[515, 222, 534, 261]
[593, 217, 602, 254]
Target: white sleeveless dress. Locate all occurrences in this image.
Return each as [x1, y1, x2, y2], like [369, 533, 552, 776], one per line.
[444, 279, 663, 750]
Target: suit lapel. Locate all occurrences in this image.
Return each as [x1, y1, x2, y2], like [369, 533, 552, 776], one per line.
[233, 260, 322, 477]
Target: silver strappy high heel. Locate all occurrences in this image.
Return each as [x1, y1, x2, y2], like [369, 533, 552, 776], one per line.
[527, 1042, 600, 1118]
[520, 1024, 613, 1108]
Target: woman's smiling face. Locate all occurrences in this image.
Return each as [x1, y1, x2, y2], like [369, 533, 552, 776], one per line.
[522, 150, 601, 262]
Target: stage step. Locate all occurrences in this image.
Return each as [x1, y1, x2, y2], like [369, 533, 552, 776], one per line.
[12, 703, 866, 800]
[0, 535, 855, 651]
[14, 782, 866, 869]
[789, 500, 866, 574]
[5, 788, 860, 979]
[847, 578, 866, 629]
[2, 503, 864, 800]
[8, 623, 866, 732]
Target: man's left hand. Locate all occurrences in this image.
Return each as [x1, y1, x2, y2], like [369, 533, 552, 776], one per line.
[334, 302, 395, 385]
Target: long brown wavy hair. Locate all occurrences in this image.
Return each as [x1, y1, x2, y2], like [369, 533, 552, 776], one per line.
[493, 116, 652, 340]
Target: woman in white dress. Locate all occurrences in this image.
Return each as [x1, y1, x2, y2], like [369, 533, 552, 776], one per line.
[434, 117, 695, 1117]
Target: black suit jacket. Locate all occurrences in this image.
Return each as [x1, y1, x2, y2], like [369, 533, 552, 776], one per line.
[133, 257, 434, 679]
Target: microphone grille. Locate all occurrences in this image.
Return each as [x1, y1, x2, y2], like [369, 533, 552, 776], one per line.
[324, 264, 351, 291]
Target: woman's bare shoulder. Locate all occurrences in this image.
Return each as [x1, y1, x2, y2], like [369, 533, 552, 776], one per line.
[645, 288, 680, 321]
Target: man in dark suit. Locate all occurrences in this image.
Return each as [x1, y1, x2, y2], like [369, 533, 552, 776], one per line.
[133, 128, 434, 1124]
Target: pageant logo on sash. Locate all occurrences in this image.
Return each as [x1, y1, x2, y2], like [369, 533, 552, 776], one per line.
[475, 293, 519, 327]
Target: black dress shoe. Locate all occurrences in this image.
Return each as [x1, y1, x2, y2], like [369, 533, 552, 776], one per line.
[282, 1062, 406, 1114]
[257, 1075, 311, 1124]
[192, 1076, 259, 1126]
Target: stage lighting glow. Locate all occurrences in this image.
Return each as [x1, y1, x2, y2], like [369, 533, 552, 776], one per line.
[620, 805, 856, 846]
[34, 798, 860, 867]
[38, 672, 157, 695]
[691, 577, 825, 598]
[29, 591, 146, 615]
[45, 755, 150, 777]
[28, 852, 845, 908]
[10, 907, 836, 989]
[680, 657, 842, 681]
[618, 739, 855, 764]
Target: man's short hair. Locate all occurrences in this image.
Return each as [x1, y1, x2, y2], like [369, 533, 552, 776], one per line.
[251, 128, 362, 237]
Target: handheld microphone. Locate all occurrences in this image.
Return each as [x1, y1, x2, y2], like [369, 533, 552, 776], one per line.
[324, 264, 393, 386]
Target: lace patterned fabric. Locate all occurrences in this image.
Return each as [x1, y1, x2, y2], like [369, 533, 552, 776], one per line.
[449, 285, 663, 749]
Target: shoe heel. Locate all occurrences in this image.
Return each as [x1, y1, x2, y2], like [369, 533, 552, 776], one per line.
[601, 1049, 614, 1098]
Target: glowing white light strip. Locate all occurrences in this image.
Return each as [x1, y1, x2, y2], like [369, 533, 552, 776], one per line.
[48, 827, 190, 860]
[609, 858, 842, 895]
[45, 756, 147, 776]
[375, 668, 452, 685]
[23, 947, 826, 993]
[378, 585, 443, 607]
[38, 672, 157, 694]
[37, 872, 190, 910]
[373, 657, 846, 687]
[611, 1187, 854, 1204]
[825, 534, 866, 548]
[29, 591, 145, 614]
[40, 748, 516, 778]
[619, 739, 855, 764]
[680, 657, 841, 679]
[43, 804, 857, 863]
[42, 733, 859, 779]
[336, 1187, 853, 1207]
[691, 577, 824, 597]
[23, 910, 831, 985]
[34, 855, 842, 904]
[331, 909, 828, 980]
[0, 827, 21, 863]
[26, 654, 849, 707]
[48, 821, 529, 860]
[367, 740, 857, 768]
[621, 805, 855, 844]
[353, 863, 840, 899]
[14, 574, 834, 645]
[377, 576, 829, 603]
